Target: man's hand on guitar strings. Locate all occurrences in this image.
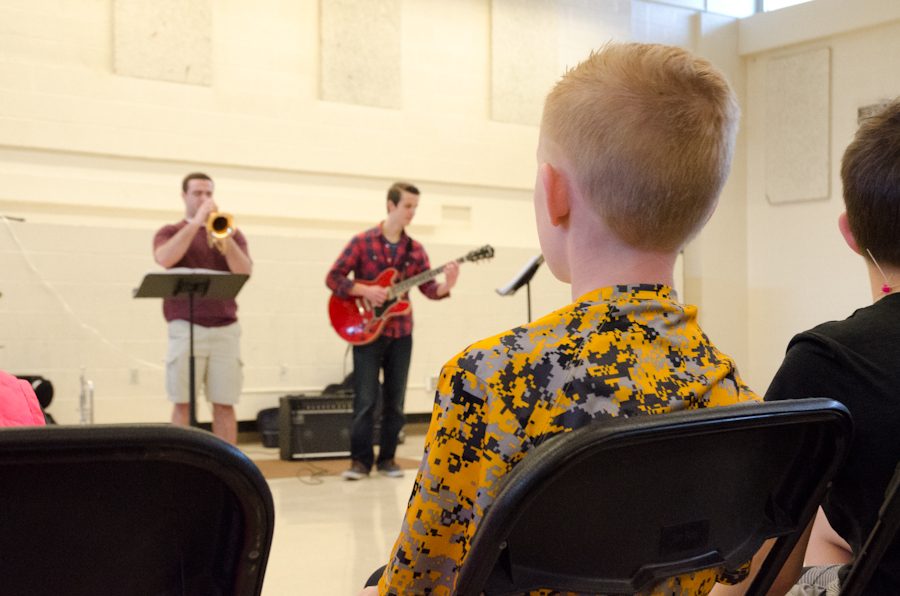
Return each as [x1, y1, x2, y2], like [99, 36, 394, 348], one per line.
[360, 284, 389, 307]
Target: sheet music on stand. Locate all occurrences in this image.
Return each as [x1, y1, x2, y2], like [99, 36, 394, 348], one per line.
[496, 254, 544, 322]
[133, 267, 247, 300]
[496, 254, 544, 296]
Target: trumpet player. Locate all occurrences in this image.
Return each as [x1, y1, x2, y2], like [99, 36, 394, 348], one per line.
[153, 172, 252, 444]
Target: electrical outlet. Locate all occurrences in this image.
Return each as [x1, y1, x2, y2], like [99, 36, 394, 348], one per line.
[427, 376, 439, 392]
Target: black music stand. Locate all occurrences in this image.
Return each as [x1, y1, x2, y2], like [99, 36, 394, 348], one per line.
[496, 255, 544, 321]
[134, 269, 249, 428]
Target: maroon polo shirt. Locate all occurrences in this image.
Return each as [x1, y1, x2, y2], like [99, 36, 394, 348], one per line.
[153, 221, 250, 327]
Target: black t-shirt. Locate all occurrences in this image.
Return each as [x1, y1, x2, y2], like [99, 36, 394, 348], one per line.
[766, 293, 900, 595]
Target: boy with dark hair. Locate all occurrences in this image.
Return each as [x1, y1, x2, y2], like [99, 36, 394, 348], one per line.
[764, 99, 900, 596]
[365, 42, 759, 596]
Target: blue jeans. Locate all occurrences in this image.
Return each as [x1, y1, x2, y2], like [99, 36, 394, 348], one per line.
[351, 335, 411, 470]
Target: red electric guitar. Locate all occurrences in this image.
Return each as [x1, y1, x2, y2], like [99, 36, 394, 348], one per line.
[329, 244, 494, 345]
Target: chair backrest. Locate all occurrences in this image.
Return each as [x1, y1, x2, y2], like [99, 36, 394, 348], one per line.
[454, 398, 852, 596]
[840, 461, 900, 596]
[0, 424, 275, 596]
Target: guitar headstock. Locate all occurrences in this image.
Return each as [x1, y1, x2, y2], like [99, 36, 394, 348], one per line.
[464, 245, 495, 263]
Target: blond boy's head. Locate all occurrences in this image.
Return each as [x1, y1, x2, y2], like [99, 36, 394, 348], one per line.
[540, 42, 739, 252]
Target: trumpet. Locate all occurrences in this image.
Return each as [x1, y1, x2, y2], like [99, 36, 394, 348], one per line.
[206, 212, 235, 240]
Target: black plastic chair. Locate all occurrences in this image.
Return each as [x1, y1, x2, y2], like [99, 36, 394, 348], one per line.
[840, 461, 900, 596]
[15, 374, 56, 423]
[0, 424, 275, 596]
[454, 398, 852, 596]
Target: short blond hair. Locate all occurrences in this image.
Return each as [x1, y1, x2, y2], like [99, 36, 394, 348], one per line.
[541, 42, 739, 251]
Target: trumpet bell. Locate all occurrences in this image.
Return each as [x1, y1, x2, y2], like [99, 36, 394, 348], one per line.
[206, 212, 234, 239]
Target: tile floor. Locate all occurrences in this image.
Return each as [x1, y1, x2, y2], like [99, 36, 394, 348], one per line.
[240, 433, 427, 595]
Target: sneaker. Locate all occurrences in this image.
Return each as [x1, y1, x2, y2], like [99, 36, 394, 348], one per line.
[342, 460, 369, 481]
[376, 459, 404, 478]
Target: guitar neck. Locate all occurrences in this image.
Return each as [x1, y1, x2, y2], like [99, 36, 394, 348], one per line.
[389, 257, 463, 298]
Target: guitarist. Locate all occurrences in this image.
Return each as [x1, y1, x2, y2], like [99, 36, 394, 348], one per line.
[326, 182, 459, 481]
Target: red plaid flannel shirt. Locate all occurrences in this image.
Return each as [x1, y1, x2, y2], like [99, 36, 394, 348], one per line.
[326, 224, 446, 338]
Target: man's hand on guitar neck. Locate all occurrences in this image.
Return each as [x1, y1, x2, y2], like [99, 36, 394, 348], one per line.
[352, 283, 389, 307]
[436, 261, 460, 297]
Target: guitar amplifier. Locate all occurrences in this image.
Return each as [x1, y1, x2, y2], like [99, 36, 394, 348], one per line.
[278, 394, 353, 460]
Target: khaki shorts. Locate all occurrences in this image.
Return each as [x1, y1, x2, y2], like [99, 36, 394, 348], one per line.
[166, 320, 243, 405]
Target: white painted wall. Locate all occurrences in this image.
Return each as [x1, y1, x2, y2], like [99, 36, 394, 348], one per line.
[0, 150, 561, 423]
[684, 11, 751, 371]
[0, 0, 746, 424]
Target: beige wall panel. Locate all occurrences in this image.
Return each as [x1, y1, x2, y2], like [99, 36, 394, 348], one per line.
[491, 0, 631, 125]
[320, 0, 402, 109]
[403, 0, 490, 117]
[0, 0, 537, 190]
[764, 47, 831, 204]
[558, 0, 630, 67]
[631, 0, 695, 47]
[113, 0, 212, 86]
[653, 0, 703, 9]
[490, 0, 559, 125]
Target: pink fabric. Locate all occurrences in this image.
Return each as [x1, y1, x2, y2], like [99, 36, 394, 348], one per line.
[0, 371, 46, 427]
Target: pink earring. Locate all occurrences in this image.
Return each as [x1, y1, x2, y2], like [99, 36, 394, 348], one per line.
[867, 249, 895, 294]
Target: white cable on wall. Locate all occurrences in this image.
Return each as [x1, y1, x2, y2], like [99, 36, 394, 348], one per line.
[2, 216, 164, 371]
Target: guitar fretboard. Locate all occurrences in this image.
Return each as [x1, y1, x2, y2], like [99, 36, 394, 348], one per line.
[387, 257, 464, 299]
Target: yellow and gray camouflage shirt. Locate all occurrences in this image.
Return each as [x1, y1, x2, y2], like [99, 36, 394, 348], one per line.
[379, 285, 761, 595]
